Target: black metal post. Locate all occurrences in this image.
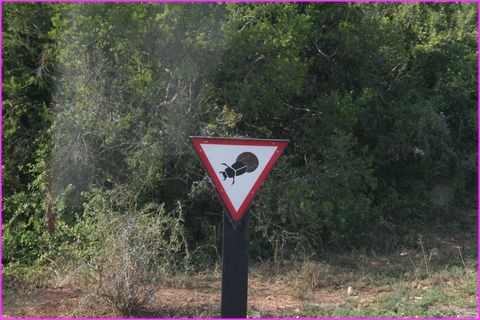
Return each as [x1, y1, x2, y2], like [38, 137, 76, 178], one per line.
[220, 210, 250, 318]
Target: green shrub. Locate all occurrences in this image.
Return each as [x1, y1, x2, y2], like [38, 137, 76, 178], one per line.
[251, 130, 378, 258]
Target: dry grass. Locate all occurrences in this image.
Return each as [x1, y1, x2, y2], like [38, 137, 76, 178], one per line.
[3, 217, 477, 318]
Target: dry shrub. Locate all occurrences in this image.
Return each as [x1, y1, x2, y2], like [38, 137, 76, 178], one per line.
[76, 189, 187, 316]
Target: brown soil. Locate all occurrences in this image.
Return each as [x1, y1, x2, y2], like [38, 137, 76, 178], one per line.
[3, 262, 477, 319]
[3, 222, 477, 318]
[2, 274, 369, 318]
[2, 287, 83, 318]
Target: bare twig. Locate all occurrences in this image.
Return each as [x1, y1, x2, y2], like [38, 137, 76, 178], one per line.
[417, 234, 429, 277]
[455, 245, 468, 271]
[314, 41, 339, 58]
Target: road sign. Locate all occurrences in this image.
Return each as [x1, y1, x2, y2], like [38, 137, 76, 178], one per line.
[190, 136, 288, 223]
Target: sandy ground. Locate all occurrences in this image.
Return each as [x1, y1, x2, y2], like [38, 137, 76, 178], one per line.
[2, 274, 371, 318]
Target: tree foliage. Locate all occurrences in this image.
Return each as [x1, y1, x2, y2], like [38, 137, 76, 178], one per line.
[2, 3, 477, 267]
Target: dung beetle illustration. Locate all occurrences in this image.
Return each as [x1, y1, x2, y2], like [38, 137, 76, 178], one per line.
[220, 152, 259, 185]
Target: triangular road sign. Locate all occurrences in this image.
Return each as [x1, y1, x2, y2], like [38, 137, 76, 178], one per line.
[190, 136, 288, 224]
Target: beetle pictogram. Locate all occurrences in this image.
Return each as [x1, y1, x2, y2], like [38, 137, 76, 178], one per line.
[220, 152, 259, 185]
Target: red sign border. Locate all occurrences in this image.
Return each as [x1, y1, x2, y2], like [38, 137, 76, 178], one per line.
[190, 136, 288, 223]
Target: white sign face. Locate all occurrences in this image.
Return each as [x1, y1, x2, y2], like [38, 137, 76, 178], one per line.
[200, 144, 277, 211]
[190, 137, 288, 223]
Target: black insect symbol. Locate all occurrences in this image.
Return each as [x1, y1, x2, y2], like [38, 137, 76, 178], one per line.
[220, 152, 259, 185]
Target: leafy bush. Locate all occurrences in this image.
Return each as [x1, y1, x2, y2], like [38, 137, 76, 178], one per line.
[2, 153, 76, 266]
[250, 130, 378, 259]
[2, 2, 477, 273]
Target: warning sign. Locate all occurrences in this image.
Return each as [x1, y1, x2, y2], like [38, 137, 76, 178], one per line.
[190, 137, 288, 223]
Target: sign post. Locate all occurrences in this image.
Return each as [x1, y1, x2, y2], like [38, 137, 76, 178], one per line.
[190, 136, 288, 318]
[221, 210, 249, 318]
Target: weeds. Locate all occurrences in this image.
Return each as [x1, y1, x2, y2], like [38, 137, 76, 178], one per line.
[4, 204, 476, 318]
[455, 245, 468, 271]
[2, 263, 53, 290]
[74, 188, 188, 316]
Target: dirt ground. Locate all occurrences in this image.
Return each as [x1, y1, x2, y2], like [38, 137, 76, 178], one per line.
[2, 287, 83, 318]
[3, 260, 477, 318]
[2, 273, 383, 318]
[3, 214, 477, 318]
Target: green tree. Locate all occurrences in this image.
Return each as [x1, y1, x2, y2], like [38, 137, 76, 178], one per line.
[2, 3, 66, 264]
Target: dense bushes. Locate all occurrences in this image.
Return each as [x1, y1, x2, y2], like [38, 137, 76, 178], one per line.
[2, 3, 477, 276]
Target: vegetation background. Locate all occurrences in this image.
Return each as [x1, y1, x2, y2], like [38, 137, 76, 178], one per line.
[2, 2, 477, 317]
